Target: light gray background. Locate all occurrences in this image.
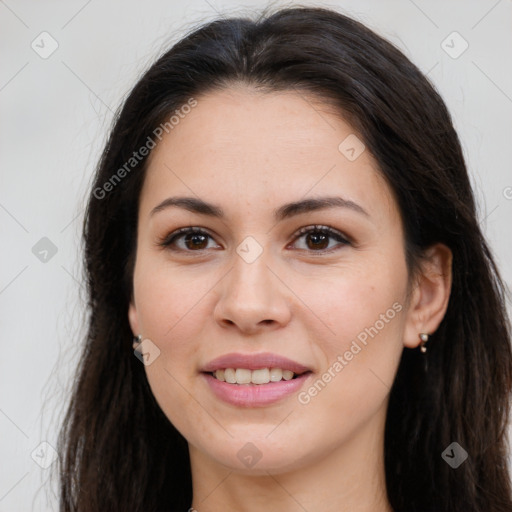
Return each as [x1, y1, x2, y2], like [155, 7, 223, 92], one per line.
[1, 0, 511, 510]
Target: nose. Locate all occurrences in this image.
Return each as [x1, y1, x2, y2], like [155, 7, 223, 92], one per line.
[213, 248, 292, 334]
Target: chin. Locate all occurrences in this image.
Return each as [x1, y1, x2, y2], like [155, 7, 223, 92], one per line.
[209, 446, 309, 475]
[190, 427, 322, 475]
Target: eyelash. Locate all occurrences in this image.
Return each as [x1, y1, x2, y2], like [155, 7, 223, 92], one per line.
[157, 225, 351, 254]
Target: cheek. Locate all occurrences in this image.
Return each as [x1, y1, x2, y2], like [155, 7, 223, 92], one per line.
[133, 258, 224, 435]
[133, 256, 218, 344]
[291, 276, 406, 448]
[296, 257, 407, 349]
[294, 254, 408, 403]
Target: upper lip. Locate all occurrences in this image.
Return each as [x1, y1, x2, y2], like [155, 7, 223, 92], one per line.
[201, 352, 311, 374]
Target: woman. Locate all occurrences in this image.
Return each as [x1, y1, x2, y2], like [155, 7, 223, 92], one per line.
[57, 6, 512, 512]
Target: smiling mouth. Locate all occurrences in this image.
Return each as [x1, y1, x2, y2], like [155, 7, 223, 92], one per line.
[207, 368, 311, 385]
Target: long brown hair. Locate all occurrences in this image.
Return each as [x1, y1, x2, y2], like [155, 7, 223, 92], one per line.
[57, 6, 512, 511]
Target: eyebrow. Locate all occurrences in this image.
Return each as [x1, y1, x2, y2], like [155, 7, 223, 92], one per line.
[150, 195, 369, 221]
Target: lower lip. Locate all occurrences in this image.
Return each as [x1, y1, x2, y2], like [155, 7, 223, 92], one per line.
[202, 372, 312, 407]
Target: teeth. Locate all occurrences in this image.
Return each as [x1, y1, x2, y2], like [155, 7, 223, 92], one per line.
[213, 367, 299, 385]
[269, 368, 282, 382]
[235, 368, 252, 384]
[252, 368, 270, 384]
[282, 370, 294, 381]
[224, 368, 236, 384]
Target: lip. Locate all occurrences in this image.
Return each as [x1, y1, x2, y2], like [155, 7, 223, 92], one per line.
[201, 352, 311, 374]
[202, 372, 312, 407]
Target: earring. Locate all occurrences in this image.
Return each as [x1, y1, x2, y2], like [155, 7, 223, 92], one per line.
[132, 334, 142, 349]
[419, 333, 429, 353]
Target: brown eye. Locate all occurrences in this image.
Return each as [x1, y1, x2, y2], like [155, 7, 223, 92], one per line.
[304, 231, 329, 250]
[291, 225, 350, 252]
[159, 228, 220, 252]
[182, 232, 209, 250]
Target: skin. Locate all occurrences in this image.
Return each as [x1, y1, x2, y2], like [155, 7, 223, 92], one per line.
[128, 86, 452, 512]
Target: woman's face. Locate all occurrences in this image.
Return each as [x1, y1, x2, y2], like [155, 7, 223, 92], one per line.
[129, 87, 415, 474]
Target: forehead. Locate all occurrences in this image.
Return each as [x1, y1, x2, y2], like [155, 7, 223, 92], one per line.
[140, 87, 398, 225]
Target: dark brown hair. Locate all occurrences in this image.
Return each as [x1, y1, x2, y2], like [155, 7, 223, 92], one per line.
[57, 6, 512, 511]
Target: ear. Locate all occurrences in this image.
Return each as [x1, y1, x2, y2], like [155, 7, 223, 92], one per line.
[128, 299, 139, 338]
[403, 243, 452, 349]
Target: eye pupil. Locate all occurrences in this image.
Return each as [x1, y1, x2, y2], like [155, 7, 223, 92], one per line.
[185, 233, 208, 250]
[307, 232, 329, 250]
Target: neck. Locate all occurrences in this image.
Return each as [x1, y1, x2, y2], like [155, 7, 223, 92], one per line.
[188, 402, 393, 512]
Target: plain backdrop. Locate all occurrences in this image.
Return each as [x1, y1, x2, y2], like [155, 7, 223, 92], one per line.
[1, 0, 511, 510]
